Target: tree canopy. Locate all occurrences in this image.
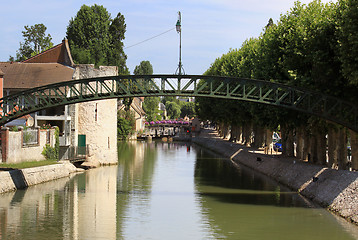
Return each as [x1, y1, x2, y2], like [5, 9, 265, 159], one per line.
[11, 24, 53, 61]
[66, 4, 128, 74]
[197, 0, 358, 136]
[166, 101, 181, 120]
[133, 60, 153, 75]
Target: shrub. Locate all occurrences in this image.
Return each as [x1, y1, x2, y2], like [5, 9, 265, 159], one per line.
[42, 144, 56, 160]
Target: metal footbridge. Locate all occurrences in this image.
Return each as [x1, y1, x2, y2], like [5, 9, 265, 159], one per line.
[0, 75, 357, 132]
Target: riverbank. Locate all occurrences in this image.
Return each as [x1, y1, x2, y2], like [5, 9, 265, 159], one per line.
[193, 128, 358, 225]
[0, 161, 81, 194]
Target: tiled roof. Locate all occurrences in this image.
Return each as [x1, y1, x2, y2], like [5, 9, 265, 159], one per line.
[0, 62, 74, 89]
[22, 39, 74, 66]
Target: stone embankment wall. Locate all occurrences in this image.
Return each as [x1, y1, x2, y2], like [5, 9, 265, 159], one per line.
[193, 130, 358, 225]
[0, 162, 78, 194]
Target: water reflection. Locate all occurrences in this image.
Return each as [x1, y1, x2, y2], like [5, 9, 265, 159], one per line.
[194, 148, 358, 240]
[194, 149, 310, 208]
[0, 142, 357, 240]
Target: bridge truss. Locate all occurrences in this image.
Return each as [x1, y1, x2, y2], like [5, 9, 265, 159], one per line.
[0, 75, 357, 132]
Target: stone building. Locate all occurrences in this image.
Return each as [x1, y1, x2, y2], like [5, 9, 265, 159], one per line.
[0, 40, 126, 165]
[71, 65, 118, 165]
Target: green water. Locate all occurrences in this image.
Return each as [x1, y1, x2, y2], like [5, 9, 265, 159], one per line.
[0, 141, 357, 239]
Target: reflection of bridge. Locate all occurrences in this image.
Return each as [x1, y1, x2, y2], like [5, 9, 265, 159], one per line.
[0, 74, 357, 132]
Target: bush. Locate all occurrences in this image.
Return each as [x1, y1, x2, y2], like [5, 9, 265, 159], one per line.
[42, 144, 56, 160]
[41, 127, 59, 160]
[117, 110, 135, 140]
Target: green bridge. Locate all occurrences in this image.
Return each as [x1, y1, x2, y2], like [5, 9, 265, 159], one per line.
[0, 74, 357, 132]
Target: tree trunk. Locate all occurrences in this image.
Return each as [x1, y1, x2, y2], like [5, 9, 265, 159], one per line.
[337, 127, 348, 170]
[231, 124, 242, 143]
[252, 125, 265, 148]
[295, 126, 305, 160]
[281, 124, 294, 157]
[242, 121, 252, 146]
[350, 130, 358, 171]
[222, 123, 230, 140]
[264, 129, 273, 154]
[302, 130, 311, 161]
[310, 131, 318, 164]
[328, 127, 338, 169]
[217, 123, 223, 137]
[315, 128, 327, 166]
[308, 120, 327, 165]
[236, 125, 242, 143]
[229, 124, 235, 142]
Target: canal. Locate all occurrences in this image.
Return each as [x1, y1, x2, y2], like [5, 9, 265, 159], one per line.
[0, 141, 358, 239]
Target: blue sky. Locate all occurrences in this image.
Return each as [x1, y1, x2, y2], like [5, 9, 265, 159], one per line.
[0, 0, 336, 75]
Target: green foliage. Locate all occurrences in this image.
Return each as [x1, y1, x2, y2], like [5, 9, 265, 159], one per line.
[143, 97, 161, 122]
[133, 60, 153, 75]
[11, 23, 53, 61]
[67, 4, 128, 73]
[117, 110, 135, 140]
[42, 144, 56, 160]
[180, 101, 196, 118]
[42, 127, 59, 160]
[166, 101, 181, 120]
[54, 127, 59, 160]
[23, 130, 32, 145]
[337, 0, 358, 86]
[133, 60, 154, 91]
[162, 96, 178, 106]
[198, 0, 358, 134]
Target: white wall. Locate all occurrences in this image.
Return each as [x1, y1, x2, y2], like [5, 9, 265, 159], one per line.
[5, 129, 55, 164]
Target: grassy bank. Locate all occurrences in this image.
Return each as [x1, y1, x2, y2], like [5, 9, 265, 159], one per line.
[0, 160, 59, 170]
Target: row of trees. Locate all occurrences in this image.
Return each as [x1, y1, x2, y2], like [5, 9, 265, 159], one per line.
[142, 95, 195, 122]
[196, 0, 358, 170]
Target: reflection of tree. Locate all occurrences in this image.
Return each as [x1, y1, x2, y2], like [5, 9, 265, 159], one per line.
[193, 149, 354, 240]
[195, 150, 277, 192]
[116, 141, 158, 237]
[117, 141, 157, 191]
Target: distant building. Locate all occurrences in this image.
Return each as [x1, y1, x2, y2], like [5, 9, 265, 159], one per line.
[159, 102, 167, 119]
[118, 97, 146, 132]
